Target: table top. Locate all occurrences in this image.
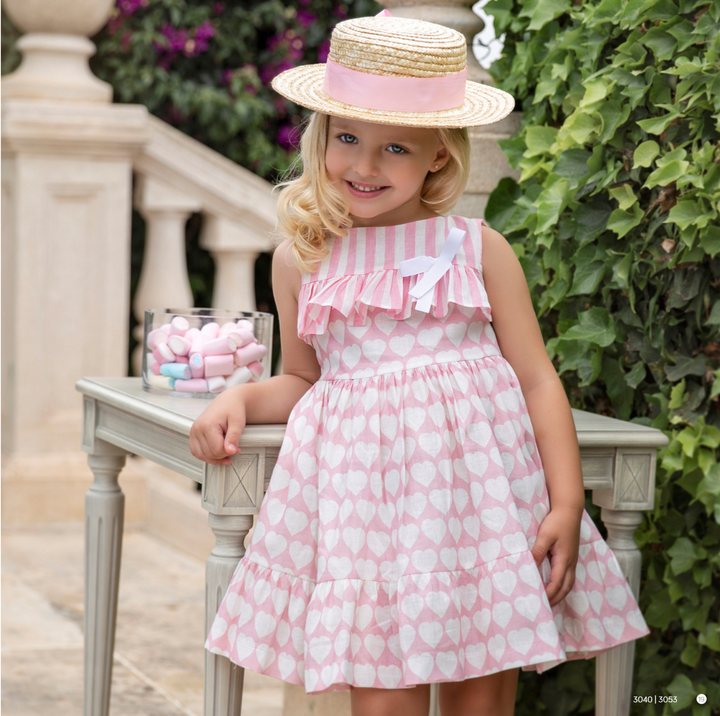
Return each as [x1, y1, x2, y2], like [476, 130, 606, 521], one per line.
[77, 377, 669, 450]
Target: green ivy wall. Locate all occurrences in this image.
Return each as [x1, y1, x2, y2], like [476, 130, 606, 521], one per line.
[484, 0, 720, 712]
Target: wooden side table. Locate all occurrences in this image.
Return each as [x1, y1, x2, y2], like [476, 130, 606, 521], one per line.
[76, 376, 667, 716]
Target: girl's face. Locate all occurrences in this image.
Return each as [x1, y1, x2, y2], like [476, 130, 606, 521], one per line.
[325, 115, 450, 228]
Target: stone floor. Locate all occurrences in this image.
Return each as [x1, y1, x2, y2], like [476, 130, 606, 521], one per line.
[2, 524, 285, 716]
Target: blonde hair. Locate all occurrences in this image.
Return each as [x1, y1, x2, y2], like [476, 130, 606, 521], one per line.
[271, 112, 471, 274]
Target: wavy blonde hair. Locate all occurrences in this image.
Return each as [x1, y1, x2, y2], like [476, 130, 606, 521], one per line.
[271, 112, 471, 274]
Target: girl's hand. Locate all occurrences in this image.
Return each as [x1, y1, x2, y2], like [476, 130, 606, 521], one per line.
[530, 505, 583, 607]
[189, 387, 247, 466]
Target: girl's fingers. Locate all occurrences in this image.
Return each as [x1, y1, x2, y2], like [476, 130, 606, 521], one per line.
[552, 566, 576, 606]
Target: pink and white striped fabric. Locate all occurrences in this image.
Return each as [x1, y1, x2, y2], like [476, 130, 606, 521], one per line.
[205, 214, 650, 693]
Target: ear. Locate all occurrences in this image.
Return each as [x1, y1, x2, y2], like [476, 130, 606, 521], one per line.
[432, 143, 450, 171]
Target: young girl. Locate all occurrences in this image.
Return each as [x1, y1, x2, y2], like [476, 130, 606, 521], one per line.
[191, 12, 650, 716]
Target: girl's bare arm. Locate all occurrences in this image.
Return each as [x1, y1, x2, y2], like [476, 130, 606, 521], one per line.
[235, 238, 322, 425]
[189, 239, 321, 464]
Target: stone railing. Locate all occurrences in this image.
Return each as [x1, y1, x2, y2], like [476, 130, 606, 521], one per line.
[130, 115, 277, 374]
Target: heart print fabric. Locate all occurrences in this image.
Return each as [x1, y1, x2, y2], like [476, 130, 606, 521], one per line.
[205, 215, 650, 693]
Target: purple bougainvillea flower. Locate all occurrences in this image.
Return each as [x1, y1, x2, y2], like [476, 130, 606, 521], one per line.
[277, 123, 301, 151]
[120, 31, 132, 51]
[160, 23, 188, 52]
[107, 15, 124, 35]
[221, 69, 235, 85]
[195, 20, 215, 41]
[334, 3, 348, 20]
[212, 2, 225, 13]
[296, 10, 317, 28]
[260, 58, 296, 84]
[117, 0, 143, 14]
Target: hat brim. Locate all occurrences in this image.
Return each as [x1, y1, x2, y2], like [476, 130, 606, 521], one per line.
[271, 64, 515, 129]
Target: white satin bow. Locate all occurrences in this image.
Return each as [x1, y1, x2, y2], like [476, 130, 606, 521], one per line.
[398, 227, 467, 313]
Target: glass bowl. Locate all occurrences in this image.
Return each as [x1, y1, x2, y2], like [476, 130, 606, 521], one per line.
[142, 308, 274, 398]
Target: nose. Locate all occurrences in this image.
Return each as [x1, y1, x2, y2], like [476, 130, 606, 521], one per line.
[352, 150, 381, 180]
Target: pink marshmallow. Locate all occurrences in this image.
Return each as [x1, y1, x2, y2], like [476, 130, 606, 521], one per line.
[153, 344, 175, 365]
[202, 335, 240, 356]
[190, 335, 206, 355]
[169, 316, 190, 336]
[204, 353, 235, 378]
[159, 324, 172, 335]
[147, 329, 168, 351]
[168, 335, 192, 356]
[173, 378, 208, 393]
[207, 376, 227, 393]
[151, 360, 161, 375]
[236, 319, 253, 332]
[227, 328, 255, 348]
[234, 342, 267, 367]
[246, 360, 264, 378]
[175, 355, 189, 365]
[189, 353, 205, 379]
[185, 327, 201, 342]
[200, 322, 220, 340]
[226, 366, 253, 387]
[219, 322, 239, 337]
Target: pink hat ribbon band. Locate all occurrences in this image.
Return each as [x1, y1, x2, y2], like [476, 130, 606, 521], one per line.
[322, 57, 467, 113]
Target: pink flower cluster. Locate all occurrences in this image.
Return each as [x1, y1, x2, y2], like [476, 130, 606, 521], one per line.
[153, 20, 216, 69]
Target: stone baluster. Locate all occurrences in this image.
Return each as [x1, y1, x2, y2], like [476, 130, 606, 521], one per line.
[200, 215, 267, 312]
[131, 175, 201, 375]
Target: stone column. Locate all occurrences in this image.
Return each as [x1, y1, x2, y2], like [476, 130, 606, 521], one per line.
[1, 0, 150, 524]
[381, 0, 522, 220]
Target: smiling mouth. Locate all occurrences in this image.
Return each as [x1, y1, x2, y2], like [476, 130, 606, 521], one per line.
[346, 180, 389, 195]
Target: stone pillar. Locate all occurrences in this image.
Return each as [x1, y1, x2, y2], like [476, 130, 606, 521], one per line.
[381, 0, 522, 220]
[1, 0, 150, 524]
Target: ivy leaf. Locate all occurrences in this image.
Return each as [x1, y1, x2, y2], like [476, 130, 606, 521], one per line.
[607, 204, 643, 238]
[524, 126, 558, 158]
[668, 537, 703, 574]
[644, 159, 691, 189]
[608, 183, 638, 210]
[567, 260, 605, 296]
[665, 354, 707, 381]
[699, 225, 720, 258]
[668, 199, 703, 230]
[625, 361, 646, 389]
[642, 27, 678, 62]
[637, 109, 684, 136]
[527, 0, 572, 31]
[667, 674, 696, 710]
[561, 307, 617, 346]
[533, 177, 571, 233]
[633, 140, 660, 168]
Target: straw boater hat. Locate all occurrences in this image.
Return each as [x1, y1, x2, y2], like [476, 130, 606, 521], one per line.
[270, 9, 515, 129]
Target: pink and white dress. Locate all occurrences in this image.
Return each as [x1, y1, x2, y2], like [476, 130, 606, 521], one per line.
[205, 214, 650, 693]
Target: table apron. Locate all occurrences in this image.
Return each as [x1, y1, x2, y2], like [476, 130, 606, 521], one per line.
[94, 403, 203, 482]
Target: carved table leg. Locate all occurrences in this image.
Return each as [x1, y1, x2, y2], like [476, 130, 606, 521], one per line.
[84, 452, 127, 716]
[595, 508, 644, 716]
[205, 513, 254, 716]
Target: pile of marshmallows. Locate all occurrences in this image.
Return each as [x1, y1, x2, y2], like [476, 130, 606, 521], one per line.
[145, 316, 267, 393]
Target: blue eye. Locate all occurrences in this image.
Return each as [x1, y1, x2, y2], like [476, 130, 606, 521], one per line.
[336, 134, 406, 154]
